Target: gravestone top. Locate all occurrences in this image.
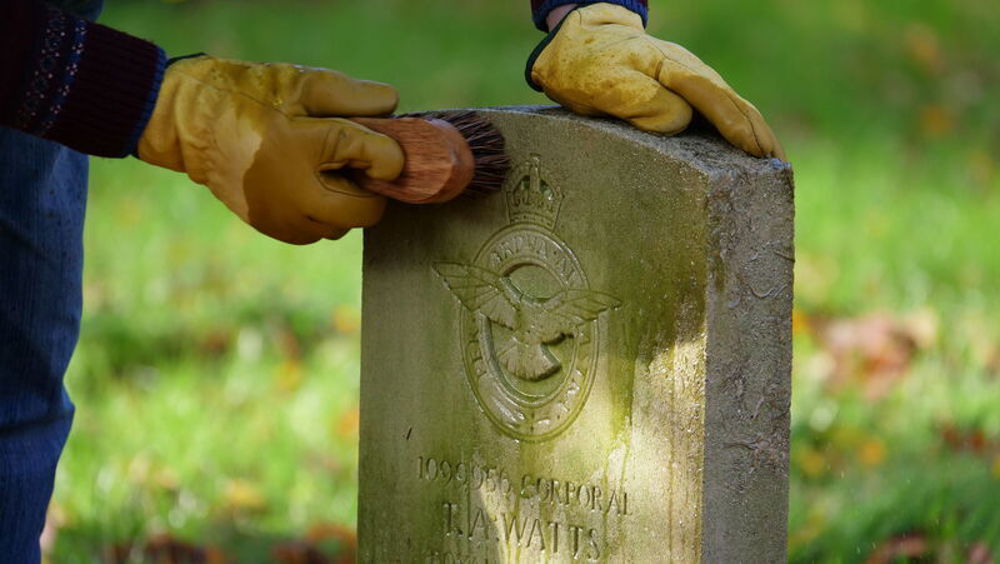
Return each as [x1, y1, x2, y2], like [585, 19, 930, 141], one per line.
[359, 106, 793, 562]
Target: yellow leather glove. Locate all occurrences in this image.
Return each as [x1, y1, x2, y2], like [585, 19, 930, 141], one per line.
[528, 3, 785, 159]
[137, 55, 404, 244]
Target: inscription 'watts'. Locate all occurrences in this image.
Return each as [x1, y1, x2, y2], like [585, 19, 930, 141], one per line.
[442, 501, 602, 561]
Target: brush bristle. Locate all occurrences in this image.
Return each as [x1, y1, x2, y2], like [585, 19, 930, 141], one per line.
[401, 111, 511, 197]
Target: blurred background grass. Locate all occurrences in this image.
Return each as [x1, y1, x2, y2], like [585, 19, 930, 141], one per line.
[51, 0, 998, 561]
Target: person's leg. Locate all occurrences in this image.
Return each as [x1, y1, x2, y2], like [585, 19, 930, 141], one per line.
[0, 127, 88, 561]
[2, 1, 104, 559]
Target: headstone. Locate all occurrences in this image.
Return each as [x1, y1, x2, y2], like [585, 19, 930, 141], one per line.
[359, 107, 794, 562]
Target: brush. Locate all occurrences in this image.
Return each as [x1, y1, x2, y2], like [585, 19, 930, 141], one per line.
[348, 111, 511, 204]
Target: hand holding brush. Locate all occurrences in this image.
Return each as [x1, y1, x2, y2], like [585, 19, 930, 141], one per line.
[347, 111, 511, 204]
[136, 56, 508, 245]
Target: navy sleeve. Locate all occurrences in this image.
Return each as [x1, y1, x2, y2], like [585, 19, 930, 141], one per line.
[0, 0, 166, 157]
[530, 0, 649, 31]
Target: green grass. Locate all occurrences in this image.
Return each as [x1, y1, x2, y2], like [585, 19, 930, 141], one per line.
[50, 0, 999, 561]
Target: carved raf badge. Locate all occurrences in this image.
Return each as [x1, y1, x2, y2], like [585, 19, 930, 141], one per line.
[435, 154, 620, 441]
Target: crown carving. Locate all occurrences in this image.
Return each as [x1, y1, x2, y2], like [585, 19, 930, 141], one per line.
[505, 154, 563, 229]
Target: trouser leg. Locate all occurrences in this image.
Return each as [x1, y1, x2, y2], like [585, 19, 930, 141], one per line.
[0, 127, 88, 562]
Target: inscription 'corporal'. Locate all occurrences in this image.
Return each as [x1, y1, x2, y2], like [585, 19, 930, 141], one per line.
[417, 455, 630, 518]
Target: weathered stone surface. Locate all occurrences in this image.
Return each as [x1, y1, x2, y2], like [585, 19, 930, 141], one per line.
[359, 107, 794, 562]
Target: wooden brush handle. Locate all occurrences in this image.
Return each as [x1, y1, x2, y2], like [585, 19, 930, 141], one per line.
[349, 117, 475, 204]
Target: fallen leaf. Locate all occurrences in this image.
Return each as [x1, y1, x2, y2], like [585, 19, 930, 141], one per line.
[223, 479, 267, 513]
[126, 454, 153, 484]
[901, 308, 938, 350]
[277, 325, 303, 361]
[271, 540, 328, 564]
[792, 308, 810, 338]
[787, 508, 827, 551]
[155, 466, 180, 492]
[802, 310, 935, 400]
[968, 542, 995, 564]
[276, 358, 303, 393]
[857, 438, 886, 467]
[199, 327, 233, 358]
[919, 104, 955, 138]
[866, 533, 929, 564]
[794, 446, 827, 479]
[940, 423, 996, 456]
[104, 534, 227, 564]
[307, 522, 357, 564]
[333, 407, 360, 439]
[332, 305, 361, 335]
[904, 23, 944, 75]
[271, 523, 356, 564]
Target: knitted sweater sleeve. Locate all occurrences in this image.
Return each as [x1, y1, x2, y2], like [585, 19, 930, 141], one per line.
[0, 0, 166, 158]
[530, 0, 648, 31]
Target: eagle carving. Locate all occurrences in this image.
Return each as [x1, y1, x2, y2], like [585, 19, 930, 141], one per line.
[435, 263, 620, 382]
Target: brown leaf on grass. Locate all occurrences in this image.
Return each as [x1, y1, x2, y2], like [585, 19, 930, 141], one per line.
[801, 309, 937, 400]
[331, 305, 361, 335]
[271, 523, 357, 564]
[865, 533, 929, 564]
[920, 104, 956, 138]
[939, 423, 998, 456]
[275, 358, 303, 393]
[277, 324, 303, 362]
[126, 454, 180, 492]
[198, 327, 233, 358]
[941, 425, 986, 453]
[792, 307, 810, 338]
[857, 437, 887, 467]
[223, 478, 268, 514]
[307, 522, 357, 564]
[333, 406, 360, 439]
[271, 540, 328, 564]
[901, 308, 939, 350]
[103, 534, 226, 563]
[793, 445, 829, 478]
[968, 542, 996, 564]
[904, 23, 945, 76]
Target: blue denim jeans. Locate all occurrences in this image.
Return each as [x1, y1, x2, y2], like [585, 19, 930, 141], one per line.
[1, 2, 103, 560]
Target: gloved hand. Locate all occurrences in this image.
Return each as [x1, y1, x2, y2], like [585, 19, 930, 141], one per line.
[137, 55, 404, 244]
[528, 3, 785, 159]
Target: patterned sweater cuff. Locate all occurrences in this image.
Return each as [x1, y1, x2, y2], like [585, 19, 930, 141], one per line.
[531, 0, 648, 31]
[0, 1, 166, 158]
